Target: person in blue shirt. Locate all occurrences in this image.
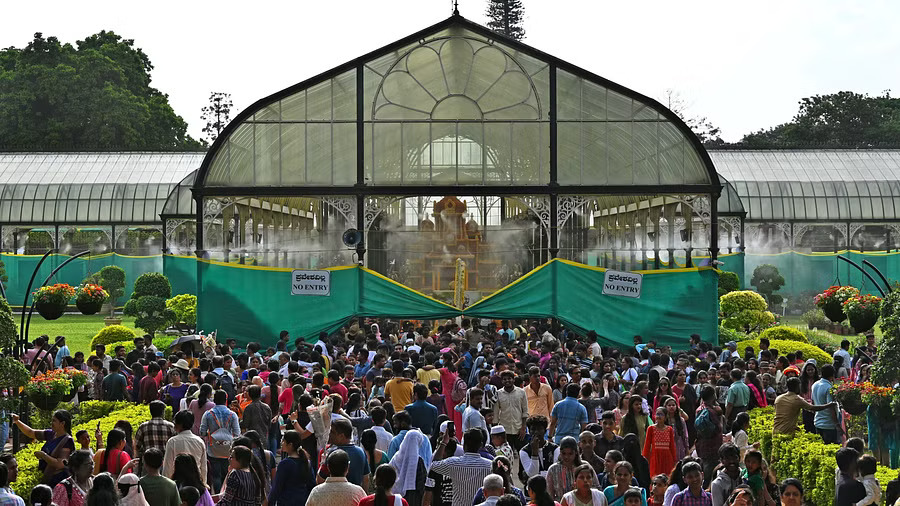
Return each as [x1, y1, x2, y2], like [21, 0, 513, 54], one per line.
[317, 418, 370, 489]
[405, 384, 439, 435]
[54, 336, 70, 368]
[549, 383, 588, 444]
[386, 411, 433, 466]
[812, 364, 842, 444]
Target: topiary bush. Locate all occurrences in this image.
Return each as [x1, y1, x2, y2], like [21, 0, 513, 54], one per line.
[718, 271, 740, 298]
[873, 290, 900, 386]
[738, 338, 831, 366]
[0, 297, 11, 315]
[801, 308, 829, 329]
[751, 264, 786, 307]
[98, 265, 126, 317]
[104, 336, 175, 354]
[131, 272, 172, 299]
[758, 325, 808, 343]
[90, 325, 137, 350]
[720, 290, 775, 332]
[166, 294, 197, 329]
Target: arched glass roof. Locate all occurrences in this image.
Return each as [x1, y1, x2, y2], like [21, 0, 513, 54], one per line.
[717, 175, 745, 217]
[712, 150, 900, 221]
[196, 14, 717, 194]
[161, 169, 198, 218]
[0, 152, 202, 224]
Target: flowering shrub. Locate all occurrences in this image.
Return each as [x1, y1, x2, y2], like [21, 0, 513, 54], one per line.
[720, 290, 775, 332]
[75, 283, 108, 304]
[24, 368, 87, 397]
[830, 381, 863, 407]
[32, 283, 75, 306]
[758, 325, 808, 343]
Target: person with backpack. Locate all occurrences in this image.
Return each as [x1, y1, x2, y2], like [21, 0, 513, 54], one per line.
[51, 449, 93, 506]
[199, 389, 241, 493]
[695, 385, 724, 485]
[210, 356, 237, 404]
[439, 352, 466, 429]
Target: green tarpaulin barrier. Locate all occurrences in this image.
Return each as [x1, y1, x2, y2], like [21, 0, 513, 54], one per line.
[1, 253, 164, 305]
[195, 260, 460, 345]
[744, 251, 897, 298]
[465, 259, 720, 349]
[194, 257, 720, 349]
[164, 255, 198, 296]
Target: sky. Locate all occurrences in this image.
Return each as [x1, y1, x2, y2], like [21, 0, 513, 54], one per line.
[2, 0, 899, 143]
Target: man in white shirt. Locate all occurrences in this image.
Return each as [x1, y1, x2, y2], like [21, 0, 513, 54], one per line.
[162, 409, 207, 487]
[834, 339, 852, 372]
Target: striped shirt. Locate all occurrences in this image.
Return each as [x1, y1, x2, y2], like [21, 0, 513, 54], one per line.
[430, 452, 493, 506]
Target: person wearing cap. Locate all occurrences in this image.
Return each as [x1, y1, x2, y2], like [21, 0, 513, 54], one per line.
[721, 342, 738, 363]
[487, 426, 514, 463]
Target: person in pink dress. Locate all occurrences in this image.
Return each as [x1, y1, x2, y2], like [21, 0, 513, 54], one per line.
[439, 352, 464, 429]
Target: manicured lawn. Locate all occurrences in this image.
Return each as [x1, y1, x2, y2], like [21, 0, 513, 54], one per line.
[25, 313, 138, 355]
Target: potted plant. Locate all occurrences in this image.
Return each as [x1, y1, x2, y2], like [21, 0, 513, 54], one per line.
[861, 382, 896, 421]
[843, 294, 882, 334]
[815, 286, 860, 323]
[832, 381, 866, 416]
[75, 283, 109, 315]
[25, 368, 86, 410]
[32, 284, 75, 320]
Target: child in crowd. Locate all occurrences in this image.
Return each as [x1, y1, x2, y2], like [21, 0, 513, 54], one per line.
[856, 455, 882, 506]
[488, 425, 515, 462]
[75, 429, 94, 458]
[742, 450, 774, 505]
[730, 412, 759, 466]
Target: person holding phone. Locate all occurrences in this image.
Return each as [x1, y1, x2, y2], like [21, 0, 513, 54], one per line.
[518, 415, 560, 484]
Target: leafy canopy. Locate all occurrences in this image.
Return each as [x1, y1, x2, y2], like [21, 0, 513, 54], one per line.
[0, 31, 202, 149]
[751, 264, 785, 306]
[740, 91, 900, 148]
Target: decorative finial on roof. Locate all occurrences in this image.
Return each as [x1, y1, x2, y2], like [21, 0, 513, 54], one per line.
[452, 0, 459, 15]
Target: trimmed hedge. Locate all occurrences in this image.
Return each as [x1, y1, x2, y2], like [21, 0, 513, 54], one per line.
[748, 407, 900, 506]
[11, 403, 156, 497]
[90, 325, 137, 350]
[758, 325, 809, 344]
[738, 338, 831, 366]
[103, 336, 175, 355]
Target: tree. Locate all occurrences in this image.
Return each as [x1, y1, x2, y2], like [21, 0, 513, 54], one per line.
[0, 256, 7, 294]
[663, 89, 724, 147]
[486, 0, 526, 40]
[201, 92, 233, 143]
[718, 271, 740, 298]
[98, 265, 125, 318]
[740, 91, 900, 147]
[750, 264, 786, 307]
[0, 31, 202, 149]
[123, 272, 174, 335]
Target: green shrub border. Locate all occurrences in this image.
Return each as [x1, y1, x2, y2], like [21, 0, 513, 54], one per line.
[748, 407, 900, 506]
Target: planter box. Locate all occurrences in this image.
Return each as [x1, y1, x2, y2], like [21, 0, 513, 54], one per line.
[104, 317, 123, 326]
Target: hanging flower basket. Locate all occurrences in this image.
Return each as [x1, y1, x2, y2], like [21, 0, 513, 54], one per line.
[833, 381, 866, 416]
[29, 392, 65, 411]
[75, 284, 108, 315]
[32, 284, 75, 320]
[815, 286, 860, 323]
[844, 294, 882, 334]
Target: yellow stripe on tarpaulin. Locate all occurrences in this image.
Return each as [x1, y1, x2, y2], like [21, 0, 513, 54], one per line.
[0, 252, 162, 259]
[557, 257, 717, 275]
[199, 258, 357, 273]
[464, 259, 555, 311]
[362, 267, 460, 310]
[163, 254, 199, 260]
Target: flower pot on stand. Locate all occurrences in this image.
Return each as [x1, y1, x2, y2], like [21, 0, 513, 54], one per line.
[823, 300, 847, 323]
[76, 299, 103, 315]
[842, 397, 867, 416]
[35, 301, 65, 320]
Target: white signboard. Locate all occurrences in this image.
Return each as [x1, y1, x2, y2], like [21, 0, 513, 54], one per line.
[602, 269, 643, 298]
[291, 270, 331, 296]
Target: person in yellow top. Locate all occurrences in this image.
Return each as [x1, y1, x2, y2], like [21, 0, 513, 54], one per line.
[384, 361, 415, 410]
[417, 364, 441, 386]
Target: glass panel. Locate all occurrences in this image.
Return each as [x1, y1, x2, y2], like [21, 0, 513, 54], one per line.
[373, 123, 402, 184]
[558, 122, 580, 185]
[255, 123, 281, 185]
[306, 124, 332, 184]
[281, 90, 306, 121]
[607, 90, 632, 120]
[404, 123, 431, 184]
[229, 123, 254, 186]
[582, 121, 608, 186]
[484, 123, 511, 185]
[281, 124, 306, 184]
[581, 81, 608, 121]
[254, 103, 280, 122]
[333, 123, 356, 186]
[429, 123, 456, 185]
[306, 81, 332, 121]
[333, 70, 357, 121]
[457, 122, 484, 184]
[512, 122, 542, 185]
[632, 122, 658, 185]
[608, 122, 632, 185]
[556, 70, 581, 120]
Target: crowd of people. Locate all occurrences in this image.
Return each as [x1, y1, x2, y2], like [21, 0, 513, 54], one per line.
[0, 320, 891, 506]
